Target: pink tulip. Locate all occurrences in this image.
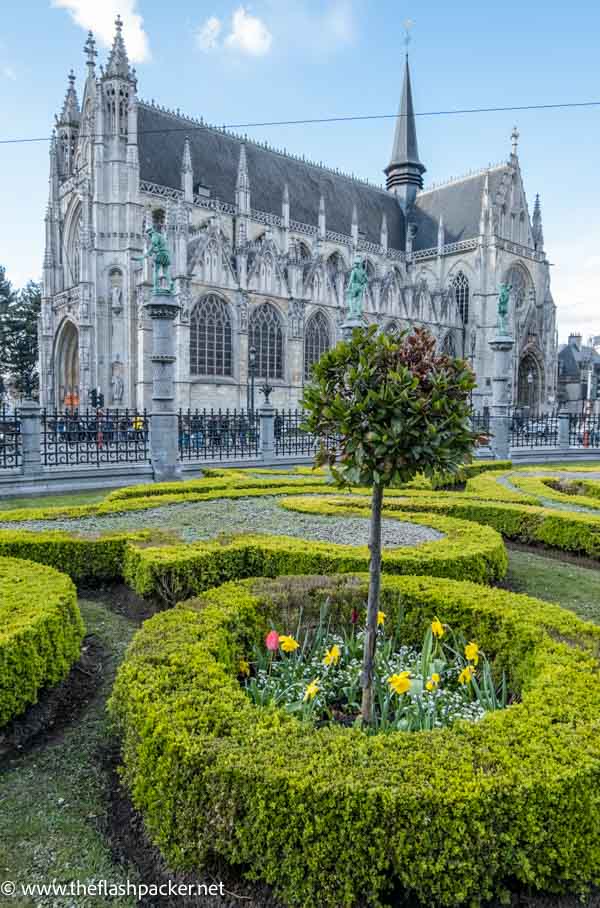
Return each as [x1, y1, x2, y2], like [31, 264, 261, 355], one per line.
[265, 630, 280, 652]
[350, 608, 359, 626]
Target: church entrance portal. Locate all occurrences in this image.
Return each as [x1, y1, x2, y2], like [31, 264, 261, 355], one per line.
[55, 320, 80, 407]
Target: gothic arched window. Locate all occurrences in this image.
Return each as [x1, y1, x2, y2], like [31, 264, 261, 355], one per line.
[506, 265, 530, 310]
[450, 271, 469, 323]
[304, 310, 331, 379]
[249, 302, 284, 380]
[190, 295, 233, 377]
[442, 332, 457, 357]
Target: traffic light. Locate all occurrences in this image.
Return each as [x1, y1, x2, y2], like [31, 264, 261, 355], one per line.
[98, 392, 105, 408]
[89, 388, 98, 408]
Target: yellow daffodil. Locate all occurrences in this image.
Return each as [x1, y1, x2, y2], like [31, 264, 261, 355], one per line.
[465, 641, 479, 666]
[239, 659, 250, 677]
[279, 634, 299, 653]
[458, 665, 474, 685]
[323, 644, 341, 667]
[431, 617, 444, 638]
[303, 679, 320, 702]
[388, 671, 412, 695]
[377, 611, 386, 626]
[425, 672, 440, 692]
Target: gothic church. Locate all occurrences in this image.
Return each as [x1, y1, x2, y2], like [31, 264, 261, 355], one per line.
[40, 18, 558, 413]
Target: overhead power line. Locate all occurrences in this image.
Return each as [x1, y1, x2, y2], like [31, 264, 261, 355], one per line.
[0, 99, 599, 146]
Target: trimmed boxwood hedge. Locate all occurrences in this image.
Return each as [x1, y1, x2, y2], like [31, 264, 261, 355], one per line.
[109, 573, 600, 907]
[0, 556, 84, 726]
[121, 512, 507, 602]
[509, 474, 600, 510]
[283, 493, 600, 560]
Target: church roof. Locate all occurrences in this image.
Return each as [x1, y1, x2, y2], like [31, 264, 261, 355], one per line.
[558, 343, 600, 380]
[137, 102, 406, 249]
[411, 164, 509, 250]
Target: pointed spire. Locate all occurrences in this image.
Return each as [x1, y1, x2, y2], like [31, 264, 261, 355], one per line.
[57, 70, 80, 127]
[437, 214, 445, 253]
[105, 15, 131, 79]
[181, 137, 193, 202]
[351, 203, 359, 246]
[480, 170, 491, 235]
[532, 193, 544, 251]
[84, 31, 97, 71]
[236, 143, 250, 213]
[318, 193, 326, 239]
[384, 55, 425, 209]
[380, 213, 388, 251]
[511, 126, 519, 157]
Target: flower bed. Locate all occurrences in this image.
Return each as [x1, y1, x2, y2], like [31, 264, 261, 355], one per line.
[109, 573, 600, 907]
[0, 556, 84, 726]
[122, 512, 507, 603]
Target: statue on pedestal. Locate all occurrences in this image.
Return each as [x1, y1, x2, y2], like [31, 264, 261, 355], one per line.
[134, 227, 174, 294]
[345, 258, 369, 320]
[497, 283, 512, 335]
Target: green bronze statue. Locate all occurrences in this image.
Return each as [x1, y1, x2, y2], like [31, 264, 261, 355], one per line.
[345, 258, 369, 320]
[134, 226, 174, 294]
[498, 282, 512, 334]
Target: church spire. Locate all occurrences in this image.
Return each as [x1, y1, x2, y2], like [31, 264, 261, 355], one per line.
[532, 193, 544, 251]
[384, 55, 425, 211]
[181, 137, 193, 202]
[84, 31, 97, 73]
[105, 15, 131, 78]
[56, 69, 80, 127]
[236, 143, 250, 213]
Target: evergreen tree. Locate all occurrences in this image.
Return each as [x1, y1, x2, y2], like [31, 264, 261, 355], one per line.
[0, 266, 18, 400]
[2, 279, 42, 397]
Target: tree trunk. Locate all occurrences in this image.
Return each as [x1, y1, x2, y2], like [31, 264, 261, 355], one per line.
[360, 481, 384, 724]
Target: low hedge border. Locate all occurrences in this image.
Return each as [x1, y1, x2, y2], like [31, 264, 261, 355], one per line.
[509, 474, 600, 510]
[121, 512, 507, 602]
[0, 556, 84, 726]
[284, 493, 600, 559]
[109, 573, 600, 907]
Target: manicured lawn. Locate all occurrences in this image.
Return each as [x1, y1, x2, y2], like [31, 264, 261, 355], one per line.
[506, 548, 600, 623]
[0, 488, 111, 510]
[0, 597, 139, 907]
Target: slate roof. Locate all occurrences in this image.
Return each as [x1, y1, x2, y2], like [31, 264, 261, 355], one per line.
[137, 103, 406, 249]
[412, 165, 510, 251]
[558, 343, 600, 380]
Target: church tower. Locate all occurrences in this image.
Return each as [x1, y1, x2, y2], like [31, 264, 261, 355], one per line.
[384, 56, 426, 213]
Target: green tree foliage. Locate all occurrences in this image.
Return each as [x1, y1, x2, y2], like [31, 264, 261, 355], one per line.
[302, 325, 478, 722]
[0, 275, 42, 397]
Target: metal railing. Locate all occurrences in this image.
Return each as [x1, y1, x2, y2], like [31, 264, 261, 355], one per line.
[178, 408, 260, 460]
[41, 408, 150, 467]
[569, 414, 600, 448]
[510, 413, 559, 448]
[274, 409, 338, 457]
[0, 405, 21, 469]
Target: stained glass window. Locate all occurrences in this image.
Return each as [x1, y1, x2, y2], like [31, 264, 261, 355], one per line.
[190, 295, 233, 377]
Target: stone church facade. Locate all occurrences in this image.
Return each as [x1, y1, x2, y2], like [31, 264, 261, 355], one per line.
[40, 18, 558, 414]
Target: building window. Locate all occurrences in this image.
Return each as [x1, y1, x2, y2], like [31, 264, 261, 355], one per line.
[506, 265, 528, 310]
[304, 310, 331, 379]
[249, 302, 284, 380]
[442, 332, 457, 357]
[190, 295, 232, 377]
[450, 271, 469, 323]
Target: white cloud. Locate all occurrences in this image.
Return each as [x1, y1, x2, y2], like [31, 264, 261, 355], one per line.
[2, 65, 17, 81]
[224, 7, 272, 56]
[196, 16, 222, 51]
[322, 0, 356, 46]
[51, 0, 150, 63]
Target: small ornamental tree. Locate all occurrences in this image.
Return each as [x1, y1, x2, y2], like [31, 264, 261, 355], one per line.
[302, 325, 479, 723]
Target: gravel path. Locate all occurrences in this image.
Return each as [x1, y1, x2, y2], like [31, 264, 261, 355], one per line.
[499, 471, 600, 514]
[1, 495, 443, 549]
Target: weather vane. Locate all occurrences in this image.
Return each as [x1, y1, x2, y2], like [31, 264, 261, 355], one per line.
[403, 19, 414, 52]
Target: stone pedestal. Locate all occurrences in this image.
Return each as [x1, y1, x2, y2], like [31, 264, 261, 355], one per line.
[145, 290, 182, 482]
[20, 398, 42, 477]
[488, 333, 514, 461]
[558, 410, 570, 453]
[340, 317, 364, 341]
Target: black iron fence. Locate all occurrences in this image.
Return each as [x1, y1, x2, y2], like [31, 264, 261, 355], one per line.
[569, 414, 600, 448]
[41, 408, 150, 467]
[510, 412, 559, 448]
[274, 409, 339, 457]
[0, 405, 21, 469]
[178, 408, 260, 460]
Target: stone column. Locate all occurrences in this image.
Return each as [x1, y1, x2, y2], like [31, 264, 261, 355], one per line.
[340, 317, 363, 342]
[488, 332, 514, 461]
[20, 398, 42, 477]
[259, 385, 275, 461]
[558, 409, 570, 454]
[145, 290, 182, 482]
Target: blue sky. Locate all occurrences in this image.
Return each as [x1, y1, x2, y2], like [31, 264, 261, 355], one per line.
[1, 0, 598, 341]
